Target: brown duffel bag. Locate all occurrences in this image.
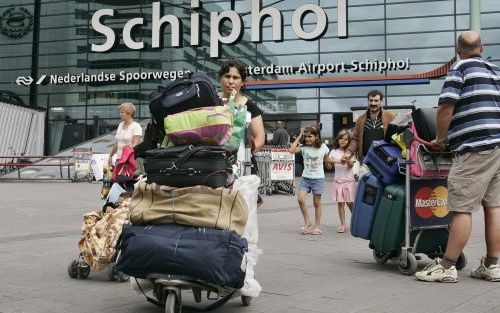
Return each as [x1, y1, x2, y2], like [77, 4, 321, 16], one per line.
[127, 180, 249, 235]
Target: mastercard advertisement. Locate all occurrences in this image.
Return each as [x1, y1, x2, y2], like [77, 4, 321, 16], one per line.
[410, 178, 452, 228]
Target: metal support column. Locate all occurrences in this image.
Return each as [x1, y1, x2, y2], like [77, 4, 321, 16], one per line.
[469, 0, 481, 32]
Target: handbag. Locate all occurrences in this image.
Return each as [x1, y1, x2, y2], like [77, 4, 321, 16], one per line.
[149, 71, 223, 134]
[164, 105, 232, 146]
[224, 98, 247, 151]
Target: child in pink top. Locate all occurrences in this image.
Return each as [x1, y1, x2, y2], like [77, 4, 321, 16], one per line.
[328, 129, 357, 233]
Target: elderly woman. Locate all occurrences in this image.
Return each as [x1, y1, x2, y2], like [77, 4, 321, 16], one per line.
[108, 102, 142, 166]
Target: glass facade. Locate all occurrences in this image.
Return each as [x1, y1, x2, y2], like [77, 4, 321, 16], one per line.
[1, 0, 499, 153]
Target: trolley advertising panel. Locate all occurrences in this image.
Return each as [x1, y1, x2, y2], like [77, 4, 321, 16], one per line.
[270, 148, 294, 181]
[410, 178, 451, 228]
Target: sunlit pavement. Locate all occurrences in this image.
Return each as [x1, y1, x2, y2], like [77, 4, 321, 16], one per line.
[0, 179, 498, 313]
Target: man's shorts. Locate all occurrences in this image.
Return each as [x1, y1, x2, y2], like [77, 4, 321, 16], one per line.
[448, 147, 500, 212]
[299, 177, 325, 195]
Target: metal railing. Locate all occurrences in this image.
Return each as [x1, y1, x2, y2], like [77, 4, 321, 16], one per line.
[0, 155, 74, 180]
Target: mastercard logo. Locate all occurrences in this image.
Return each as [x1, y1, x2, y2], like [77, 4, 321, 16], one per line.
[414, 186, 449, 219]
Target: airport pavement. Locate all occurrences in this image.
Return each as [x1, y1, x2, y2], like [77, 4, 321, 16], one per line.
[0, 179, 499, 313]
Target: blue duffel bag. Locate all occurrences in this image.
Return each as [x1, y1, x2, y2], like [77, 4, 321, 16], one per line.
[116, 224, 247, 288]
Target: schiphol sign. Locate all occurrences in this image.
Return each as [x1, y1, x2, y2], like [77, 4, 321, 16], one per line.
[90, 0, 348, 58]
[15, 58, 411, 86]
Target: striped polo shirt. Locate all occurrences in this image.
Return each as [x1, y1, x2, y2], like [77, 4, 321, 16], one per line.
[438, 55, 500, 153]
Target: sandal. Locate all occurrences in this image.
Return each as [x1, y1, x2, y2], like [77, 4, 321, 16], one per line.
[337, 226, 346, 233]
[310, 228, 323, 235]
[298, 225, 311, 235]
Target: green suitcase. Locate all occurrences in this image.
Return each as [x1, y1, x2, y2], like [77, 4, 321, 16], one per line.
[370, 184, 405, 256]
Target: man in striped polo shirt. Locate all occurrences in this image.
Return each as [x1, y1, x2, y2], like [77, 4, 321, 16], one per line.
[416, 31, 500, 283]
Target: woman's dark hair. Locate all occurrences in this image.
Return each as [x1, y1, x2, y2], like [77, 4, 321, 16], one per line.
[218, 59, 248, 91]
[333, 129, 351, 149]
[303, 126, 322, 148]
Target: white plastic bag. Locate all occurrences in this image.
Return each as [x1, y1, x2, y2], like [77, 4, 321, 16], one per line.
[232, 174, 262, 297]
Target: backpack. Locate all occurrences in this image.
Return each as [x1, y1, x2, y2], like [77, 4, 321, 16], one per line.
[149, 71, 222, 135]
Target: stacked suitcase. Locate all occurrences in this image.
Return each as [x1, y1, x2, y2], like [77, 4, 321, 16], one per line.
[114, 72, 257, 310]
[350, 108, 460, 275]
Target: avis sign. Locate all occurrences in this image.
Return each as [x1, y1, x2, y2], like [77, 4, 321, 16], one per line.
[90, 0, 348, 58]
[270, 150, 295, 181]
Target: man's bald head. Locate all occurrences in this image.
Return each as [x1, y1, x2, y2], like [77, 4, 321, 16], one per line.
[457, 31, 483, 57]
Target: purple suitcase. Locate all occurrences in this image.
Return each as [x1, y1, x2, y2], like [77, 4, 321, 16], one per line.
[364, 140, 403, 185]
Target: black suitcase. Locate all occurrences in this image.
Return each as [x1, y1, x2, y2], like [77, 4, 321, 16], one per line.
[144, 145, 235, 188]
[149, 72, 223, 134]
[116, 224, 247, 288]
[411, 108, 437, 142]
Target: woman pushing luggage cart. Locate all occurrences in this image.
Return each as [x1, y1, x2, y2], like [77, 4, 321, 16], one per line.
[119, 60, 263, 313]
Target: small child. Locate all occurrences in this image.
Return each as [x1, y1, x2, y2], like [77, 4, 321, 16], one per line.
[289, 126, 335, 235]
[328, 129, 357, 233]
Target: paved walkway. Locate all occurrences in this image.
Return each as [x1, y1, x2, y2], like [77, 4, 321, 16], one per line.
[0, 180, 498, 313]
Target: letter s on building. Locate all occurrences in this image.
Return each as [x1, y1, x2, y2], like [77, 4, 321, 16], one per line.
[91, 9, 116, 52]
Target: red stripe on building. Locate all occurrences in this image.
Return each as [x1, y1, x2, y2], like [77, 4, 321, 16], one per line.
[245, 58, 456, 86]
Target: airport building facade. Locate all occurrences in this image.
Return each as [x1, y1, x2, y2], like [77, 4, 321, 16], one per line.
[0, 0, 499, 153]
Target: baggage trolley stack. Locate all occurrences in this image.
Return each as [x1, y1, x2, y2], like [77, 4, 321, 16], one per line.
[255, 146, 295, 196]
[110, 71, 261, 313]
[369, 128, 466, 276]
[72, 147, 93, 183]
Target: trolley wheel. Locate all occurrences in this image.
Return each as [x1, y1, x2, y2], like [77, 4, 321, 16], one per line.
[117, 271, 130, 282]
[192, 287, 202, 303]
[77, 265, 90, 279]
[456, 252, 467, 270]
[266, 187, 272, 196]
[259, 187, 266, 195]
[107, 263, 117, 281]
[87, 175, 94, 183]
[67, 260, 79, 278]
[241, 295, 252, 306]
[165, 291, 180, 313]
[373, 250, 390, 265]
[398, 252, 418, 276]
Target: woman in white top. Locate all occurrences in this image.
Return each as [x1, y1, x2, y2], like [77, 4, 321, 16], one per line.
[108, 102, 142, 166]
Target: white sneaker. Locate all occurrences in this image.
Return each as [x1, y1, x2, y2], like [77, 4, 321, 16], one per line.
[470, 257, 500, 282]
[415, 258, 458, 283]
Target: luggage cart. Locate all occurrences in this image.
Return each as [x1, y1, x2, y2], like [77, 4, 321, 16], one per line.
[137, 274, 252, 313]
[67, 252, 129, 282]
[255, 146, 295, 196]
[72, 147, 94, 183]
[370, 128, 466, 275]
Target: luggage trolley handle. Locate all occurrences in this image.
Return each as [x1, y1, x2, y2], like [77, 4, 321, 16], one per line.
[412, 127, 452, 173]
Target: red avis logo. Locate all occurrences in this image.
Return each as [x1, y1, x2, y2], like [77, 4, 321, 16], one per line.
[271, 163, 293, 171]
[414, 186, 449, 219]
